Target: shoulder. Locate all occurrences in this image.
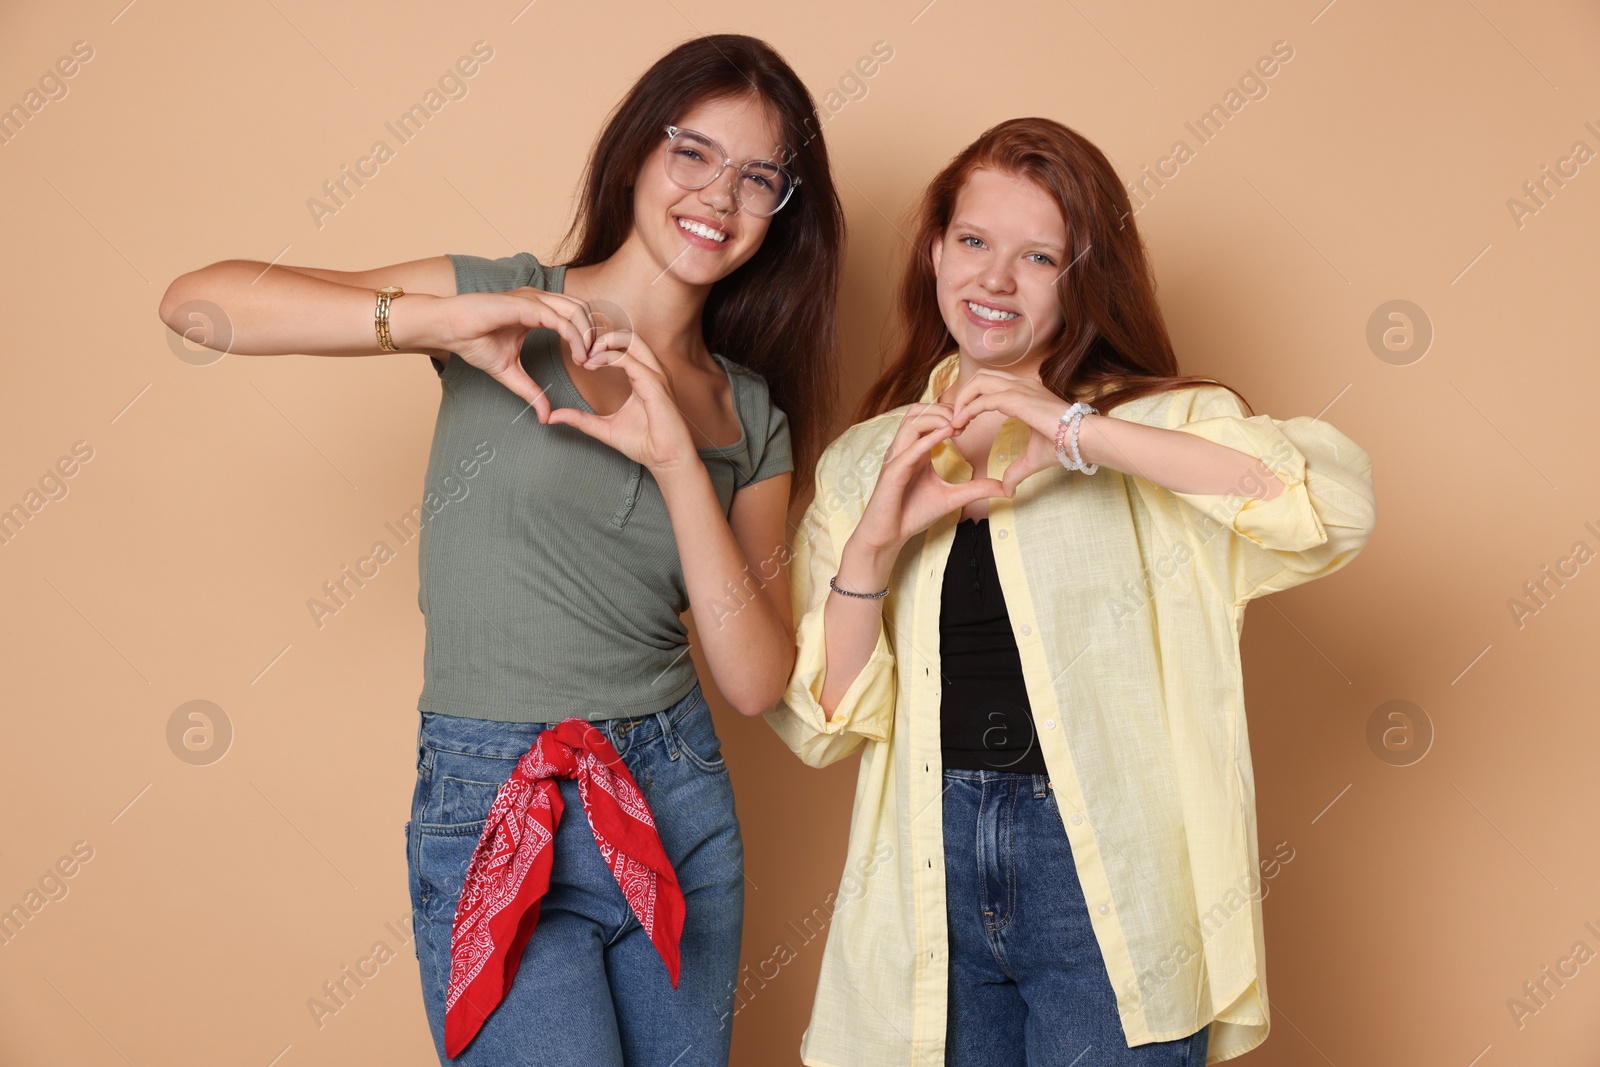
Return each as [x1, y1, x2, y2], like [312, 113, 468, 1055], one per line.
[715, 353, 776, 400]
[714, 354, 785, 431]
[446, 251, 549, 295]
[812, 407, 907, 491]
[714, 353, 770, 398]
[714, 355, 795, 486]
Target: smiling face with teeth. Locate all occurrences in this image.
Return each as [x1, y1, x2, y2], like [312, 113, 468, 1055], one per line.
[931, 167, 1069, 374]
[629, 93, 784, 290]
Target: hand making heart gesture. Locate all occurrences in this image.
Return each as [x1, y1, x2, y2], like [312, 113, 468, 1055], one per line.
[851, 403, 1013, 557]
[546, 327, 700, 475]
[945, 368, 1091, 493]
[434, 287, 601, 424]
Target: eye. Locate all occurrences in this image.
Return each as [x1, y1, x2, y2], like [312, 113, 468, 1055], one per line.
[959, 235, 986, 249]
[743, 173, 776, 192]
[1026, 252, 1056, 266]
[673, 146, 707, 163]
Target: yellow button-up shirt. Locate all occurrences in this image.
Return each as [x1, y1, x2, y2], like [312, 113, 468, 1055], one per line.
[765, 352, 1378, 1066]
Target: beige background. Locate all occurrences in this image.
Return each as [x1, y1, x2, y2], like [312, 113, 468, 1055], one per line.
[2, 0, 1598, 1063]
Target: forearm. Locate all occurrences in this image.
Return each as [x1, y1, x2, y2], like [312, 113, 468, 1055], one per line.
[655, 462, 794, 716]
[817, 534, 899, 719]
[158, 260, 449, 358]
[1075, 414, 1285, 501]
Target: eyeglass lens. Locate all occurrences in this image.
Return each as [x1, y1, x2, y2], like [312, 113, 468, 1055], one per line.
[664, 129, 792, 217]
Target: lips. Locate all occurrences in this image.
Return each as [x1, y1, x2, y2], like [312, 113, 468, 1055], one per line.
[962, 298, 1021, 327]
[674, 214, 729, 248]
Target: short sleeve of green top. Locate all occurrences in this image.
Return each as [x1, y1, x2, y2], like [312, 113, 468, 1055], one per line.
[414, 251, 794, 722]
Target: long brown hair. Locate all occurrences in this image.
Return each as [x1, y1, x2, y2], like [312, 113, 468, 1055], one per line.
[559, 34, 845, 496]
[855, 117, 1250, 424]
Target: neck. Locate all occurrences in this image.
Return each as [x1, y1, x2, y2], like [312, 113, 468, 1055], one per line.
[564, 232, 714, 366]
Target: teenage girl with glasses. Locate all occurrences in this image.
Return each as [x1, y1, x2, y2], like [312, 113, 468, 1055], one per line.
[767, 117, 1376, 1065]
[160, 35, 843, 1065]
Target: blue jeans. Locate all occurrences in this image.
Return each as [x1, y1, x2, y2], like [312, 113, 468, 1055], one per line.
[942, 769, 1210, 1067]
[404, 681, 744, 1065]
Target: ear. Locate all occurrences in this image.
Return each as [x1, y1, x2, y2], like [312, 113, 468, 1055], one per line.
[930, 232, 943, 274]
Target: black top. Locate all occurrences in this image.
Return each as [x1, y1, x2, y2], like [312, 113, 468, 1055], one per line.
[938, 517, 1048, 775]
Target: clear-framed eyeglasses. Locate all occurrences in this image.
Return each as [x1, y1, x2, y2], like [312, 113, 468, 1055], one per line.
[661, 125, 799, 218]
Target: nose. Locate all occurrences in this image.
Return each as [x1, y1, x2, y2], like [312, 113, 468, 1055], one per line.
[980, 259, 1016, 295]
[696, 169, 738, 218]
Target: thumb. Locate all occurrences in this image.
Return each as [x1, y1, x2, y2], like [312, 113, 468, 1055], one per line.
[1002, 453, 1051, 495]
[546, 406, 599, 437]
[953, 477, 1011, 510]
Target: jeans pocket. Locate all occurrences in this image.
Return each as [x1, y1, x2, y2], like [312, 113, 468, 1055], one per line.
[430, 774, 505, 831]
[414, 747, 521, 911]
[416, 753, 517, 833]
[671, 696, 728, 775]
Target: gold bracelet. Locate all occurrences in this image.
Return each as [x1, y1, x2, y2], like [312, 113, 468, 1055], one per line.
[374, 286, 404, 351]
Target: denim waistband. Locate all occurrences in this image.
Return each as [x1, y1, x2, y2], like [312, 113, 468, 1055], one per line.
[942, 767, 1053, 794]
[416, 680, 708, 762]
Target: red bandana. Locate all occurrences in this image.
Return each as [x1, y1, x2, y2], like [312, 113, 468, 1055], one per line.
[443, 718, 685, 1058]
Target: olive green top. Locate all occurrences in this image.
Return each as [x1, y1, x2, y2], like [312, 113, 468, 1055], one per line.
[414, 252, 792, 722]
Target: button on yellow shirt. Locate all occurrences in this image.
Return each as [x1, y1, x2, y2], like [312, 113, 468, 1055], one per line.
[764, 353, 1378, 1066]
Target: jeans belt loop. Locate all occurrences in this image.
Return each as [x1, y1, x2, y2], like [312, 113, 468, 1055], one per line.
[655, 709, 679, 760]
[596, 716, 624, 761]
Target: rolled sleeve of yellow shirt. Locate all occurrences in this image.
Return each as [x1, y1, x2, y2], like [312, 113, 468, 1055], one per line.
[1159, 385, 1379, 603]
[765, 438, 899, 769]
[766, 355, 1378, 1067]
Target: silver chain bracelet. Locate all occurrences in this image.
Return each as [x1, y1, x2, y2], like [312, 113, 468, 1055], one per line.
[830, 574, 889, 600]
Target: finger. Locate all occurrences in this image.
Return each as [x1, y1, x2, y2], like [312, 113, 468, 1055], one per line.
[951, 389, 1008, 429]
[511, 287, 596, 350]
[886, 412, 956, 461]
[593, 347, 672, 405]
[896, 403, 953, 428]
[546, 405, 607, 442]
[960, 479, 1011, 508]
[947, 479, 1011, 508]
[553, 299, 603, 359]
[490, 361, 552, 424]
[897, 411, 956, 437]
[525, 288, 595, 328]
[581, 328, 628, 368]
[948, 378, 1005, 424]
[890, 404, 958, 452]
[949, 370, 1027, 422]
[947, 477, 1012, 510]
[519, 300, 590, 368]
[585, 329, 653, 373]
[603, 330, 658, 371]
[947, 392, 982, 430]
[885, 416, 958, 472]
[1002, 455, 1051, 495]
[532, 289, 591, 316]
[875, 424, 949, 494]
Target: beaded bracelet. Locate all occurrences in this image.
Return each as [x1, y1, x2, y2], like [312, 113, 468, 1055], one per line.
[830, 574, 889, 600]
[1053, 402, 1100, 474]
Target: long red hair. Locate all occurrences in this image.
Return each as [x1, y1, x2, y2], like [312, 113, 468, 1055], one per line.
[855, 117, 1250, 423]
